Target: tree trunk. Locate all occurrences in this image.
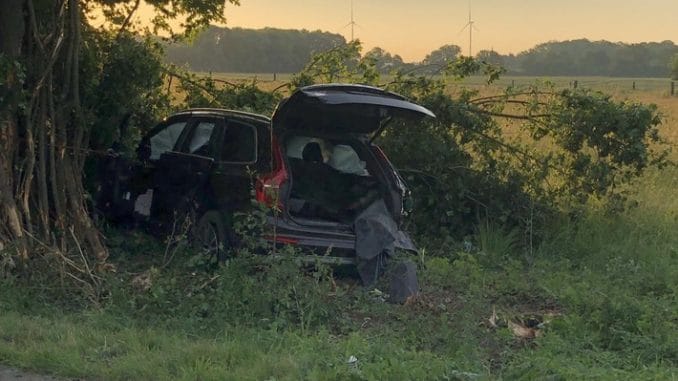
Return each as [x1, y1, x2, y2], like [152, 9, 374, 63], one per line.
[0, 0, 28, 257]
[0, 0, 108, 267]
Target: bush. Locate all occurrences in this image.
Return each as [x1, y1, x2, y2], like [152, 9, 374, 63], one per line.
[290, 43, 669, 250]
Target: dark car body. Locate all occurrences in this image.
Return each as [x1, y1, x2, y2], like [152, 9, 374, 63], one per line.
[95, 84, 434, 262]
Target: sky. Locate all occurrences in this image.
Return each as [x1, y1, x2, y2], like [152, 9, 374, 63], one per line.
[211, 0, 678, 62]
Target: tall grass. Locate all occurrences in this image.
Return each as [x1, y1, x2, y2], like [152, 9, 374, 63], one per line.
[1, 165, 675, 380]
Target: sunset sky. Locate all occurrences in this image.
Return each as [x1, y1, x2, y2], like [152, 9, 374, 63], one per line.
[214, 0, 678, 61]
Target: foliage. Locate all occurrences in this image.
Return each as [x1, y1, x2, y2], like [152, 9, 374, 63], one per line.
[0, 54, 25, 112]
[0, 0, 235, 264]
[2, 5, 675, 379]
[475, 50, 505, 67]
[165, 26, 347, 73]
[160, 30, 678, 78]
[175, 69, 282, 114]
[363, 47, 409, 74]
[671, 53, 678, 80]
[419, 44, 463, 73]
[532, 89, 666, 200]
[106, 247, 339, 334]
[0, 168, 676, 379]
[82, 32, 172, 151]
[90, 0, 239, 37]
[289, 43, 669, 245]
[289, 40, 379, 89]
[504, 39, 678, 77]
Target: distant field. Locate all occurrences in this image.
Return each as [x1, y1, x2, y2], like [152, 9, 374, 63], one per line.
[458, 75, 675, 92]
[203, 72, 676, 94]
[185, 72, 678, 146]
[452, 76, 678, 155]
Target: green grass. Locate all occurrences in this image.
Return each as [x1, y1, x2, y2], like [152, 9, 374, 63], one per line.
[1, 165, 676, 380]
[0, 310, 499, 380]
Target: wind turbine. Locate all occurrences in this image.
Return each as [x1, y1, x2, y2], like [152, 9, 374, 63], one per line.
[344, 0, 359, 41]
[459, 2, 479, 56]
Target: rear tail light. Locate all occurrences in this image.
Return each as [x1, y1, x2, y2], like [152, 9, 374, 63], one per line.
[255, 138, 288, 208]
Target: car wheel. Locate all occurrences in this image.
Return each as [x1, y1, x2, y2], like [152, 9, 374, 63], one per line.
[192, 211, 229, 264]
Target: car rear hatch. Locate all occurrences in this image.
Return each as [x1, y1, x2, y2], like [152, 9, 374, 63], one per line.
[270, 84, 434, 226]
[271, 84, 435, 137]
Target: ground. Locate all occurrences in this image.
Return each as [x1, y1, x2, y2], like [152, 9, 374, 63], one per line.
[0, 365, 72, 381]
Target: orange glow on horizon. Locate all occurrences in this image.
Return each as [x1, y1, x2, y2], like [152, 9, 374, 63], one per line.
[131, 0, 677, 62]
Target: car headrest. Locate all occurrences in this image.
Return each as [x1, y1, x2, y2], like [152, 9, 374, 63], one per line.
[302, 142, 324, 163]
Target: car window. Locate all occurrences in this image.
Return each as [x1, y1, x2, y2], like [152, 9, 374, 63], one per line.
[221, 121, 257, 163]
[149, 121, 188, 160]
[187, 121, 216, 156]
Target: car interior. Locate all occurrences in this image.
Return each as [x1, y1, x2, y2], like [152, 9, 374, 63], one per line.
[285, 135, 382, 225]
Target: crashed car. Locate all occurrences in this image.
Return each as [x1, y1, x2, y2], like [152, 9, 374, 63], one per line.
[96, 84, 434, 289]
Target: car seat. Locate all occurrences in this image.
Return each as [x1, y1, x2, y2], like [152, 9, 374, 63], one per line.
[301, 141, 324, 163]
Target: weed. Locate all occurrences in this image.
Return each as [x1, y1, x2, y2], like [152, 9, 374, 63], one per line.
[0, 169, 675, 381]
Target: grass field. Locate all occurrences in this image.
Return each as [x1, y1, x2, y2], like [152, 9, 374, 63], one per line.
[207, 72, 677, 94]
[202, 72, 678, 140]
[0, 75, 676, 380]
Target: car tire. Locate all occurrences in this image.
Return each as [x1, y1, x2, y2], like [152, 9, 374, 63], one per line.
[192, 210, 230, 264]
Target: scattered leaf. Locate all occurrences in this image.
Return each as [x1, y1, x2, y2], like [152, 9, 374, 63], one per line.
[508, 320, 540, 339]
[131, 270, 153, 292]
[488, 306, 499, 328]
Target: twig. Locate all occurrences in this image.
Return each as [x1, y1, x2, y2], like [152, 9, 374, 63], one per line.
[271, 82, 290, 93]
[69, 226, 100, 287]
[210, 78, 238, 87]
[162, 214, 181, 267]
[116, 0, 141, 39]
[196, 275, 220, 291]
[471, 108, 552, 120]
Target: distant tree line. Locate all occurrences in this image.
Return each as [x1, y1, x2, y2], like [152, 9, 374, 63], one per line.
[372, 40, 678, 78]
[165, 26, 345, 73]
[166, 27, 678, 78]
[483, 39, 678, 77]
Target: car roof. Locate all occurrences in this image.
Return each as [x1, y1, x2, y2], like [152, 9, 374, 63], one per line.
[172, 108, 271, 124]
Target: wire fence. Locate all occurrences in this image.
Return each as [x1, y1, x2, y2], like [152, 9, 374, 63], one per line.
[197, 72, 677, 96]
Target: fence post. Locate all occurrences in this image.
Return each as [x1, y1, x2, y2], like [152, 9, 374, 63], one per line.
[273, 73, 277, 81]
[671, 81, 675, 96]
[167, 75, 173, 96]
[573, 80, 578, 89]
[632, 81, 636, 90]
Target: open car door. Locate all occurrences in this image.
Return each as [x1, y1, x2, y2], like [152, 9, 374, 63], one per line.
[148, 151, 215, 235]
[146, 117, 221, 235]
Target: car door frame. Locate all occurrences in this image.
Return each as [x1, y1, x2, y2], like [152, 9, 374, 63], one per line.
[209, 117, 263, 213]
[146, 115, 223, 234]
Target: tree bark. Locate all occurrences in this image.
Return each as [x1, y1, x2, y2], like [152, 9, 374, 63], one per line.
[0, 0, 28, 256]
[0, 0, 108, 266]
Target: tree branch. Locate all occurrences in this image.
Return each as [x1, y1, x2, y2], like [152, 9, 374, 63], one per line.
[471, 108, 552, 120]
[116, 0, 141, 39]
